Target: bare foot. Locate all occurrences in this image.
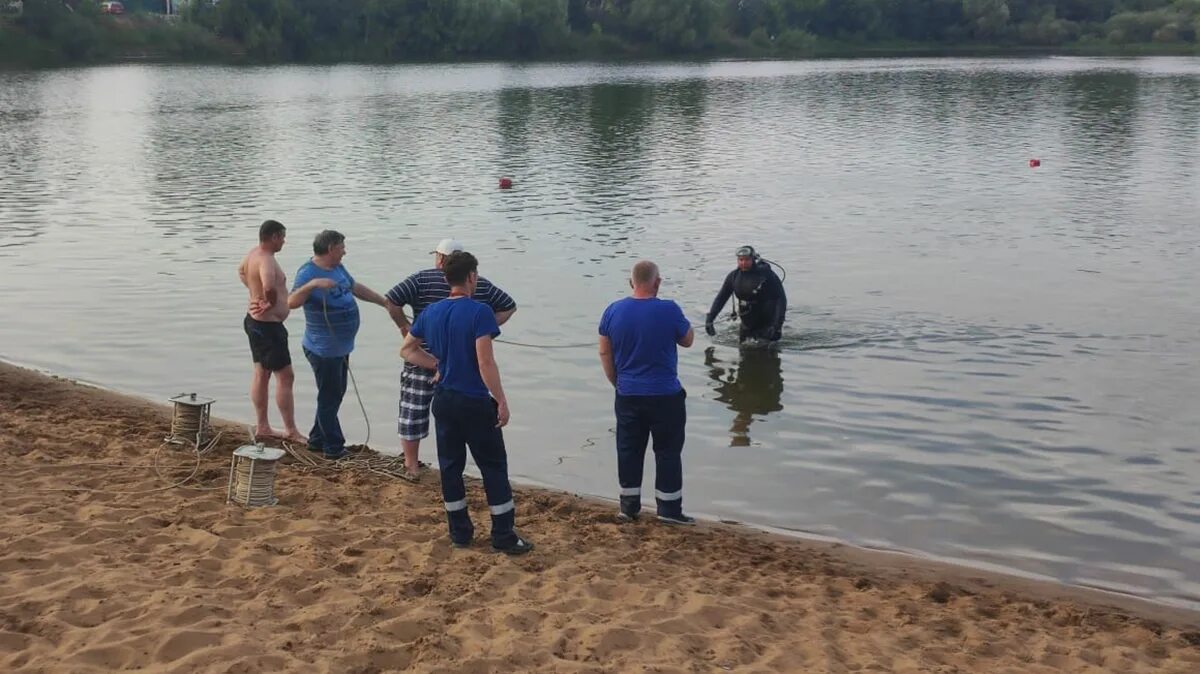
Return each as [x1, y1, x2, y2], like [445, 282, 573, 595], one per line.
[283, 430, 308, 445]
[254, 427, 282, 440]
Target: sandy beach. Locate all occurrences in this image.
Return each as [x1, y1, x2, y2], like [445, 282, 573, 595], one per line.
[1, 361, 1198, 673]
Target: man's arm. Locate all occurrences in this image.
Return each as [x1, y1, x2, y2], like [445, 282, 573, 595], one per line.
[257, 260, 278, 309]
[675, 302, 695, 348]
[705, 272, 735, 333]
[494, 307, 516, 326]
[598, 335, 617, 388]
[476, 336, 509, 428]
[385, 300, 412, 336]
[400, 333, 437, 370]
[352, 282, 388, 307]
[477, 279, 518, 326]
[240, 256, 268, 314]
[287, 278, 335, 309]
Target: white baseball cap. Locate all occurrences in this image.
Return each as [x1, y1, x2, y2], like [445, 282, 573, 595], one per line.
[431, 238, 464, 255]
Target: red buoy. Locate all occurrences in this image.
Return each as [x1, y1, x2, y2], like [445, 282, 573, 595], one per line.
[1029, 159, 1041, 168]
[499, 177, 514, 189]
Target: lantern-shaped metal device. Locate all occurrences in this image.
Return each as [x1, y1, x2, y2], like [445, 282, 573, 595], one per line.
[165, 393, 215, 449]
[227, 443, 286, 507]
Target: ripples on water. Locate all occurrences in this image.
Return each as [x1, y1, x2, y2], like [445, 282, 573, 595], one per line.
[0, 58, 1198, 609]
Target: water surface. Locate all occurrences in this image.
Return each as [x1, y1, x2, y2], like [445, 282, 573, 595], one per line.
[1, 57, 1198, 608]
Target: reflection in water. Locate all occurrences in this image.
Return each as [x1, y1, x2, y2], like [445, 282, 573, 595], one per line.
[579, 83, 656, 240]
[704, 346, 784, 447]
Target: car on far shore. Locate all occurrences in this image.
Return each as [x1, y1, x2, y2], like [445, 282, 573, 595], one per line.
[100, 0, 124, 14]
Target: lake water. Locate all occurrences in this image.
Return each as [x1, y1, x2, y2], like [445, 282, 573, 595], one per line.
[2, 58, 1198, 609]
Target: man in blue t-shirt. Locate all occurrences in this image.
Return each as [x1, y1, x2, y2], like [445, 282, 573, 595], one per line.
[599, 260, 696, 525]
[400, 251, 533, 555]
[288, 230, 388, 460]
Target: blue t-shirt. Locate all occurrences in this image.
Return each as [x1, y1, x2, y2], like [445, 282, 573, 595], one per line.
[411, 297, 500, 399]
[293, 261, 360, 358]
[599, 297, 691, 396]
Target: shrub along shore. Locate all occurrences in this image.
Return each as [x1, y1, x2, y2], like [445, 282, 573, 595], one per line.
[2, 0, 1199, 67]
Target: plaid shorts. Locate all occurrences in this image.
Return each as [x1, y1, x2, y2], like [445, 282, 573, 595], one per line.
[398, 363, 436, 441]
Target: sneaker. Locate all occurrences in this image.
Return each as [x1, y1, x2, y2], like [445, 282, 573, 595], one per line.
[619, 495, 641, 522]
[657, 512, 696, 526]
[491, 535, 535, 556]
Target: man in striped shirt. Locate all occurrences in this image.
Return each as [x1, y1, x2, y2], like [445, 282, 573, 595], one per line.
[385, 238, 517, 478]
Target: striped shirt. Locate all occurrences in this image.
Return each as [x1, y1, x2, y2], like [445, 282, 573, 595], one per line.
[386, 268, 516, 319]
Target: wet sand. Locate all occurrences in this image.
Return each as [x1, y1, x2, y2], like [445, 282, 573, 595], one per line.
[1, 361, 1198, 672]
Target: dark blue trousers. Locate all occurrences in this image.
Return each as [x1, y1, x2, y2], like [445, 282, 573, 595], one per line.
[303, 347, 348, 458]
[614, 389, 687, 518]
[431, 388, 517, 547]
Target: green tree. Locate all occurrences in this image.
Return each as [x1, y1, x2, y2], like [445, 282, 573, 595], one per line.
[628, 0, 720, 51]
[962, 0, 1010, 39]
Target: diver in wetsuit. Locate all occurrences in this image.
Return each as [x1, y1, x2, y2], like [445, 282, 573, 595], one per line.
[704, 246, 786, 344]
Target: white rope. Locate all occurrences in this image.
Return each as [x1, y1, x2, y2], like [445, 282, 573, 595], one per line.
[34, 432, 222, 495]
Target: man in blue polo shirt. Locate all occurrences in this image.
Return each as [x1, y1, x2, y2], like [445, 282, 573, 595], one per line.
[599, 260, 696, 525]
[400, 251, 534, 555]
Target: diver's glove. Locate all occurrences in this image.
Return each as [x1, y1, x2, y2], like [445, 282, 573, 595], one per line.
[704, 321, 716, 337]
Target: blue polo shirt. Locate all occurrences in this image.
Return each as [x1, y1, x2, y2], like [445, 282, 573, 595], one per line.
[411, 297, 500, 399]
[599, 297, 691, 396]
[293, 261, 359, 358]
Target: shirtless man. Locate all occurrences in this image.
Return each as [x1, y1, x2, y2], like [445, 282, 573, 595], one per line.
[239, 219, 320, 443]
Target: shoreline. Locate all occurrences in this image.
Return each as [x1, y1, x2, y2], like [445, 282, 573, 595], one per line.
[2, 44, 1199, 70]
[3, 360, 1199, 671]
[2, 355, 1198, 627]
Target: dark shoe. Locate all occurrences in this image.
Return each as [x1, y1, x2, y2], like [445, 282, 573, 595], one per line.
[323, 449, 350, 461]
[657, 512, 696, 526]
[451, 538, 472, 549]
[491, 535, 535, 556]
[619, 495, 641, 522]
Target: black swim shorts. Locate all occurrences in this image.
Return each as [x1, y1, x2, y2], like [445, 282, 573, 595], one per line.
[244, 314, 291, 371]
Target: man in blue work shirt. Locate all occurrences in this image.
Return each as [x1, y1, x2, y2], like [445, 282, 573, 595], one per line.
[598, 260, 696, 525]
[400, 251, 534, 555]
[288, 230, 388, 460]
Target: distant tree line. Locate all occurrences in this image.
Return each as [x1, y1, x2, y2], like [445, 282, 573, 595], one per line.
[1, 0, 226, 64]
[3, 0, 1200, 64]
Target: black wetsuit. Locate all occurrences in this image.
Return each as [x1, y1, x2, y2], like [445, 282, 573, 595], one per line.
[706, 261, 786, 342]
